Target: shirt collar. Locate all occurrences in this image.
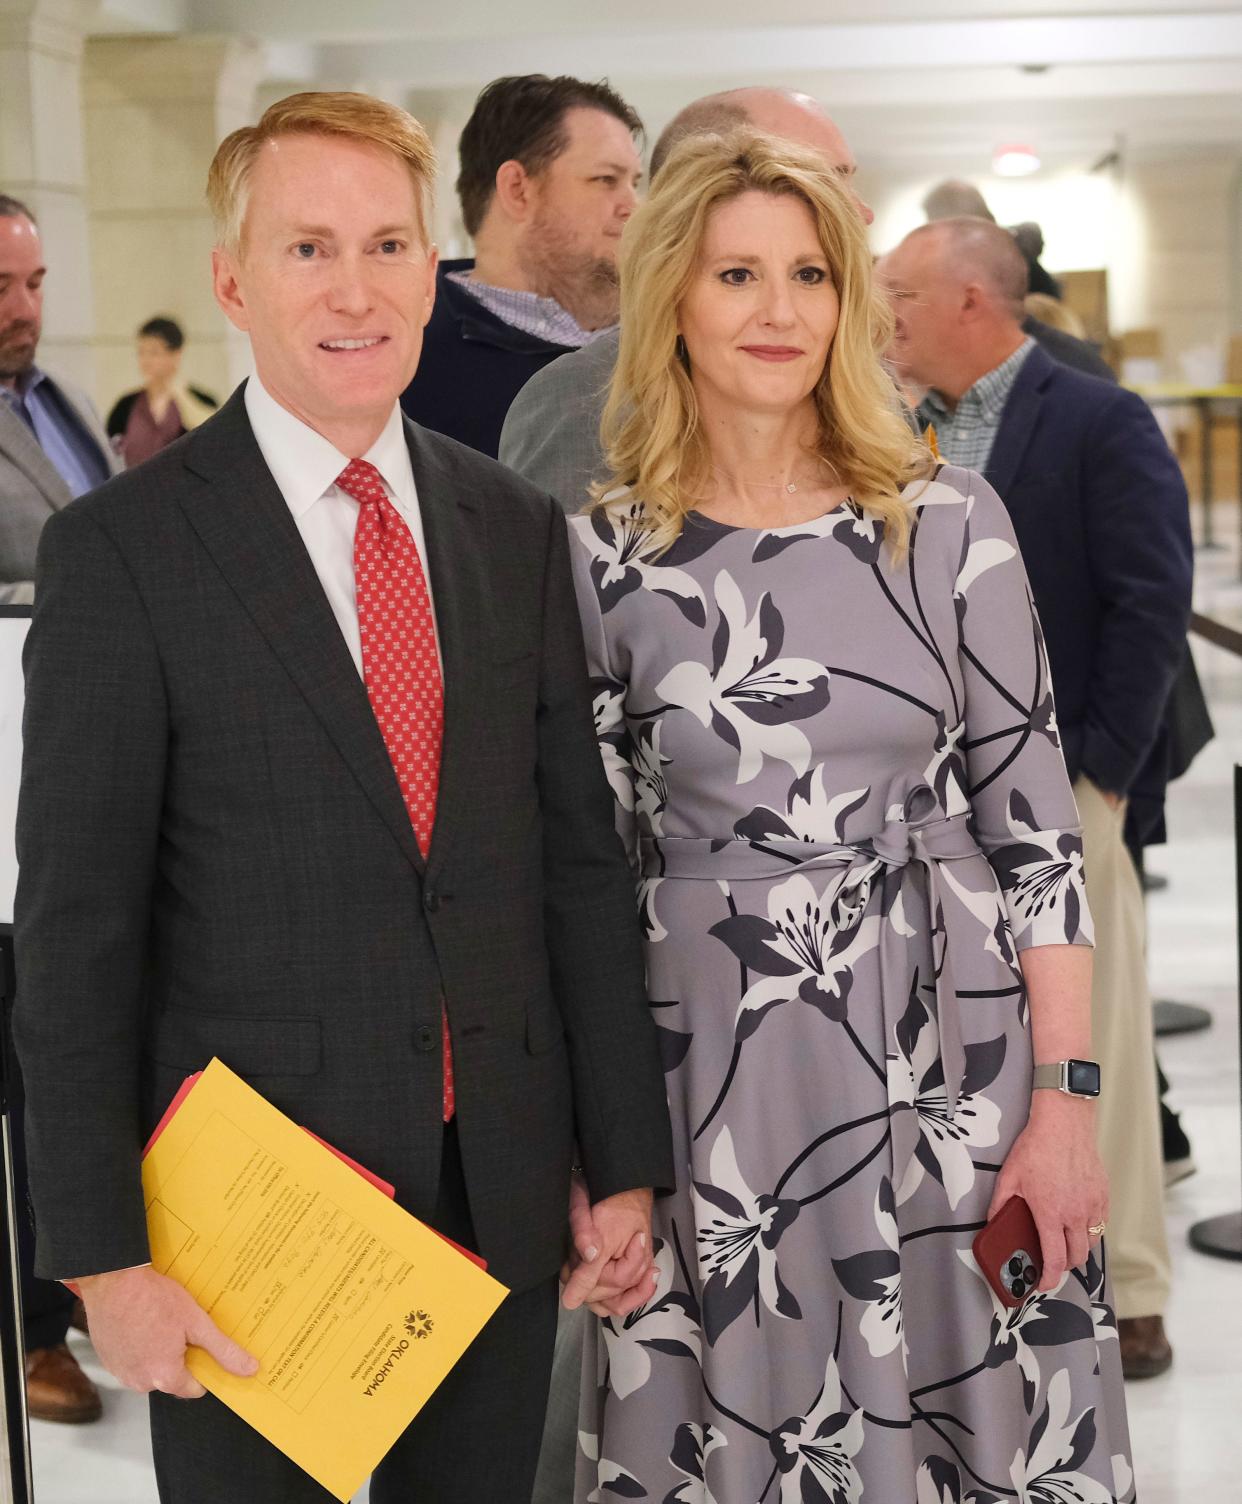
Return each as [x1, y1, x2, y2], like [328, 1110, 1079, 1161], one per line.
[923, 337, 1036, 424]
[243, 374, 412, 519]
[0, 365, 47, 407]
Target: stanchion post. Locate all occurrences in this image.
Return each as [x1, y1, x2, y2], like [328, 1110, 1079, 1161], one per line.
[0, 925, 33, 1502]
[1187, 767, 1242, 1258]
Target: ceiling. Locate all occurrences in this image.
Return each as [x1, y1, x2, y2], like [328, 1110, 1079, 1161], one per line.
[92, 2, 1242, 176]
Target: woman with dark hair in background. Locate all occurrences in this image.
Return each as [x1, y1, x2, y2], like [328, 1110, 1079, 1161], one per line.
[105, 315, 217, 466]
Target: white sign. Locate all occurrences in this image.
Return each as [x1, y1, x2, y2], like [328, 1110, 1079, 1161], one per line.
[0, 613, 30, 927]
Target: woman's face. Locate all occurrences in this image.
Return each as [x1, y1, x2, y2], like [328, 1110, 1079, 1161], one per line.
[137, 335, 180, 386]
[678, 189, 840, 419]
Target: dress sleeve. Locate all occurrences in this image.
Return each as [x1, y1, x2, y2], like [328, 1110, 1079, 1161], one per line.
[566, 519, 639, 867]
[955, 474, 1093, 951]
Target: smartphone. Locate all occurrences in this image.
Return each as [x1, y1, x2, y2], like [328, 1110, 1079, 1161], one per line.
[972, 1196, 1043, 1308]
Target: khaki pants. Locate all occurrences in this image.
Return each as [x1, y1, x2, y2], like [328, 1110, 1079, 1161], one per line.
[1075, 776, 1171, 1320]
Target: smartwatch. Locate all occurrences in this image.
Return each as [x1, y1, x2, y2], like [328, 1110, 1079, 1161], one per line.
[1032, 1059, 1101, 1099]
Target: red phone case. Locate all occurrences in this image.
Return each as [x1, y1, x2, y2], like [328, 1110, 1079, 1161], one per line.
[971, 1196, 1043, 1308]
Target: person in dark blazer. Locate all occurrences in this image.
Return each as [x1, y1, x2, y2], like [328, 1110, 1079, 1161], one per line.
[879, 216, 1192, 1382]
[14, 91, 672, 1504]
[400, 74, 644, 459]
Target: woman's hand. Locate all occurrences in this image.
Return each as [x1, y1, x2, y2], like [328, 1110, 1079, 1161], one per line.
[987, 1092, 1108, 1292]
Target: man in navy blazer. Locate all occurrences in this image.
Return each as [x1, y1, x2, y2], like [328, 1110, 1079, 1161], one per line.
[879, 217, 1192, 1380]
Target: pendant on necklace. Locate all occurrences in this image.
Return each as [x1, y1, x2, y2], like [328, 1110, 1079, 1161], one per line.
[786, 482, 797, 494]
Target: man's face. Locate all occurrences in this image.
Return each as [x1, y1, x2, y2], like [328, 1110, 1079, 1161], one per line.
[876, 234, 961, 390]
[743, 96, 874, 227]
[212, 133, 436, 439]
[0, 214, 45, 384]
[522, 107, 642, 285]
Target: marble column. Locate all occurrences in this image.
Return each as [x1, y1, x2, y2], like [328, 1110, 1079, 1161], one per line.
[0, 0, 99, 395]
[83, 34, 264, 411]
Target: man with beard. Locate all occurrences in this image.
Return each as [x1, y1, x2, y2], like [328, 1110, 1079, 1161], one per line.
[400, 75, 642, 458]
[0, 196, 118, 603]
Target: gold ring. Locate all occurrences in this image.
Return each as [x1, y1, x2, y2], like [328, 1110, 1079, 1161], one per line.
[1088, 1222, 1106, 1239]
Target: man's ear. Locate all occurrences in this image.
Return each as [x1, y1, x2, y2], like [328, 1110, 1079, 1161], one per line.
[421, 244, 439, 327]
[492, 159, 534, 223]
[959, 281, 986, 324]
[212, 247, 250, 333]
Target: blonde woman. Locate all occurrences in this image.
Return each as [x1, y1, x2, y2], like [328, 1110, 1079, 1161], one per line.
[567, 131, 1133, 1503]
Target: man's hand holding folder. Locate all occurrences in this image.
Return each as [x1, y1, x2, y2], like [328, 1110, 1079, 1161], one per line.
[74, 1264, 260, 1400]
[71, 1060, 508, 1501]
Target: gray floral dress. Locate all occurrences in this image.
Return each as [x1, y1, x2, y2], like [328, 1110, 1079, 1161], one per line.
[567, 466, 1134, 1504]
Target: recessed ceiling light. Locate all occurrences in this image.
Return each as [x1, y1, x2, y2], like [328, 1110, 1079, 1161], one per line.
[993, 145, 1041, 177]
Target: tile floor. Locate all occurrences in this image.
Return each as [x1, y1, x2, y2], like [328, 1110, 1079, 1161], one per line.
[22, 524, 1242, 1503]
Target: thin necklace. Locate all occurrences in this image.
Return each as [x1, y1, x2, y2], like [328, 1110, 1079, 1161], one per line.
[711, 458, 834, 495]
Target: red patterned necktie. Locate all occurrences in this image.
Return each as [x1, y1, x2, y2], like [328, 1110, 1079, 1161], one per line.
[337, 458, 455, 1122]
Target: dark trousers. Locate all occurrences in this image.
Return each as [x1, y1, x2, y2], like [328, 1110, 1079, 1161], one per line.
[150, 1123, 559, 1503]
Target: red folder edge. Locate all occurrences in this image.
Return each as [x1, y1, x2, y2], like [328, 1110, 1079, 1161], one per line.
[65, 1070, 485, 1293]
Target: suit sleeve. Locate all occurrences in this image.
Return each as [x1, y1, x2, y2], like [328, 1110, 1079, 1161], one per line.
[1077, 389, 1193, 796]
[13, 504, 167, 1278]
[535, 504, 674, 1202]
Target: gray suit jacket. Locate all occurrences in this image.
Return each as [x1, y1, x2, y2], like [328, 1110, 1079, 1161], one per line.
[0, 371, 118, 603]
[14, 386, 673, 1289]
[499, 328, 620, 512]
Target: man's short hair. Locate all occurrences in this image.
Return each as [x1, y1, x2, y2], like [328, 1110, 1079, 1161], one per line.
[139, 316, 184, 350]
[456, 74, 642, 237]
[207, 92, 437, 256]
[918, 217, 1030, 317]
[922, 178, 995, 223]
[649, 97, 750, 181]
[0, 194, 36, 225]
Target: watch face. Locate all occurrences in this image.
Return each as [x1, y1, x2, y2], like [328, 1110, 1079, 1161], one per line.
[1067, 1059, 1101, 1097]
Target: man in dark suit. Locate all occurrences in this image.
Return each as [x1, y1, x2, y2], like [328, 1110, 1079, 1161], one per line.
[878, 217, 1193, 1381]
[14, 90, 672, 1502]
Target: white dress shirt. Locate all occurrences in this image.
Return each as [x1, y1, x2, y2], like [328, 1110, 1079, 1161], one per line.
[244, 375, 441, 677]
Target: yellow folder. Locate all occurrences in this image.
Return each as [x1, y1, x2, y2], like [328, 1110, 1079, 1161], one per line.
[141, 1058, 509, 1501]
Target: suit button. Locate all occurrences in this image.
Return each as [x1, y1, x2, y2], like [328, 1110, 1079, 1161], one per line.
[415, 1025, 437, 1052]
[423, 889, 440, 913]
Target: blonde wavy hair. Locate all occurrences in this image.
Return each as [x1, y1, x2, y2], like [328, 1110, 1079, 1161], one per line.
[596, 128, 930, 554]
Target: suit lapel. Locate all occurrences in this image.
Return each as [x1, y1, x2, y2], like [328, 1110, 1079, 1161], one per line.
[0, 402, 72, 511]
[405, 421, 488, 882]
[984, 343, 1055, 500]
[177, 388, 425, 875]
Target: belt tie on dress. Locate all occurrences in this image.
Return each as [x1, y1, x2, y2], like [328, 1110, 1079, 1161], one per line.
[639, 812, 985, 1117]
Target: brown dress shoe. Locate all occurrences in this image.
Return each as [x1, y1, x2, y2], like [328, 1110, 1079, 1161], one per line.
[1118, 1315, 1173, 1380]
[25, 1343, 102, 1423]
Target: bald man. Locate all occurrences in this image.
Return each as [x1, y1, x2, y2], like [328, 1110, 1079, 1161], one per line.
[878, 217, 1192, 1380]
[498, 87, 871, 509]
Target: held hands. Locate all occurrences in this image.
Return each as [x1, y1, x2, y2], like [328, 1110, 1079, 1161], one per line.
[75, 1265, 259, 1399]
[988, 1092, 1109, 1293]
[560, 1176, 657, 1319]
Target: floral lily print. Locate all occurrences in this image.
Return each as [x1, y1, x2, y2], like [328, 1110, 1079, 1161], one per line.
[569, 469, 1132, 1502]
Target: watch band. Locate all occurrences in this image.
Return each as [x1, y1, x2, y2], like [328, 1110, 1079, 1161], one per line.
[1032, 1060, 1101, 1098]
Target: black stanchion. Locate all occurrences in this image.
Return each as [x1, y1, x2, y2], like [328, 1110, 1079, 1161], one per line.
[0, 924, 33, 1501]
[1187, 766, 1242, 1261]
